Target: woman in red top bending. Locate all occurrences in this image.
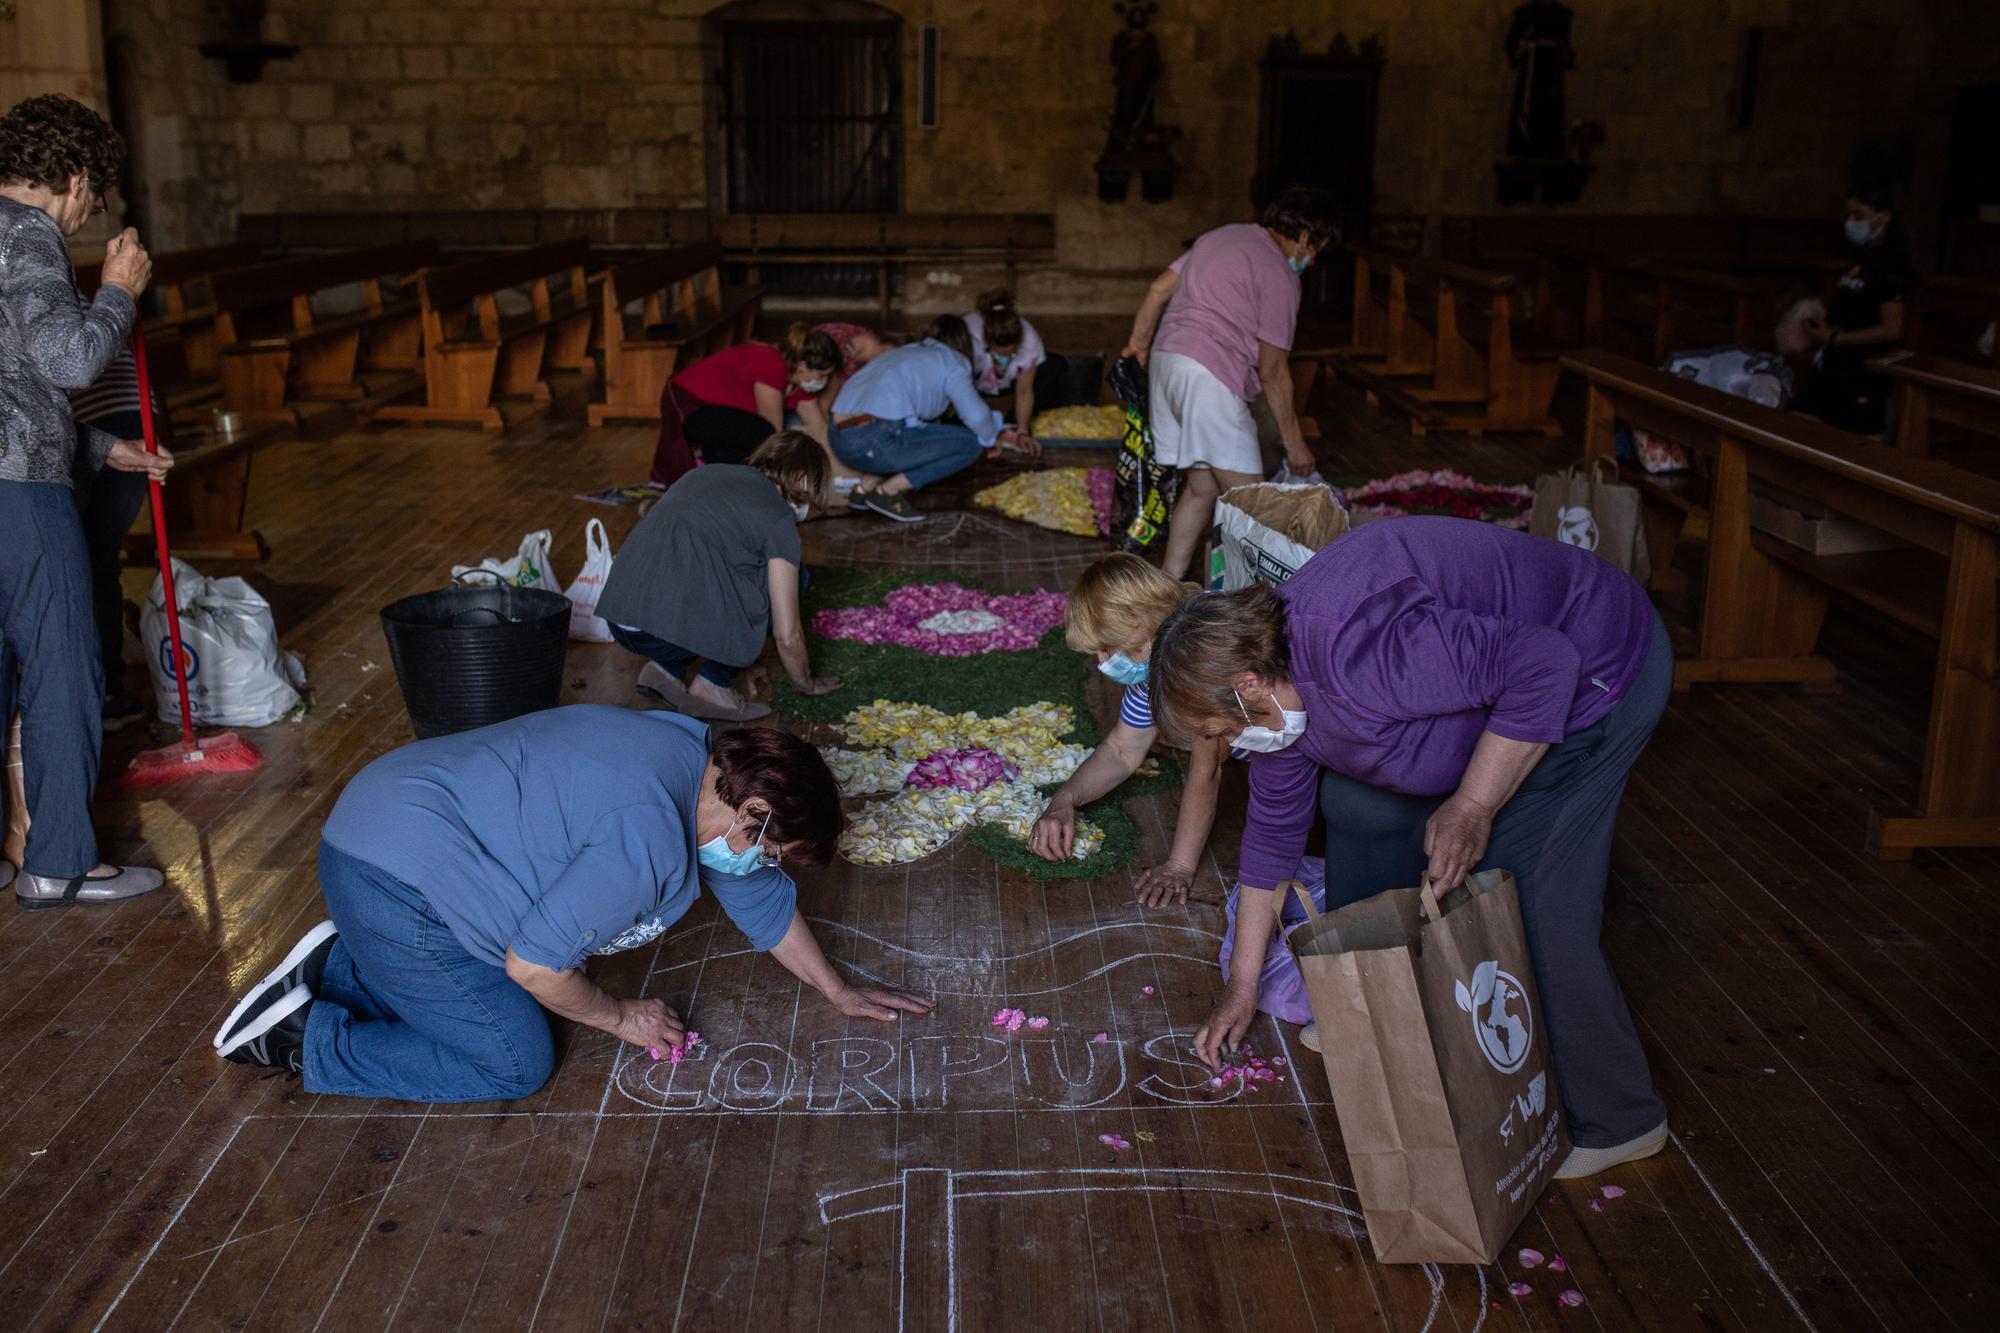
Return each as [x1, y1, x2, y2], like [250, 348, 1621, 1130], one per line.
[649, 322, 840, 487]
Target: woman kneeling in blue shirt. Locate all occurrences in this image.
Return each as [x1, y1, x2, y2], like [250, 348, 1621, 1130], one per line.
[211, 707, 933, 1101]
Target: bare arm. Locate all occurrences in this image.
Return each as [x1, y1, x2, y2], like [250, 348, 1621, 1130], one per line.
[1134, 735, 1228, 908]
[1013, 370, 1037, 434]
[505, 947, 684, 1050]
[766, 557, 816, 685]
[766, 910, 936, 1021]
[1030, 723, 1149, 862]
[795, 396, 830, 446]
[1122, 267, 1180, 363]
[753, 381, 786, 432]
[1258, 339, 1314, 474]
[1423, 730, 1548, 889]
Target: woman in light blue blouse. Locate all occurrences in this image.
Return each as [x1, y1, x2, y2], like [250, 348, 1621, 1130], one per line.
[212, 708, 932, 1101]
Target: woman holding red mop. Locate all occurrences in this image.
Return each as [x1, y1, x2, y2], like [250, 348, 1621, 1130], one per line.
[0, 94, 173, 908]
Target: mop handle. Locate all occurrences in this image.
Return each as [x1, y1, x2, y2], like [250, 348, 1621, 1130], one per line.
[129, 317, 196, 749]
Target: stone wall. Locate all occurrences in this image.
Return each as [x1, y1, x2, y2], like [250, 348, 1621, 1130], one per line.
[77, 0, 2000, 306]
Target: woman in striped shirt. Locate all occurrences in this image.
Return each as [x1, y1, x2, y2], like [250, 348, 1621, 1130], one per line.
[1027, 555, 1225, 907]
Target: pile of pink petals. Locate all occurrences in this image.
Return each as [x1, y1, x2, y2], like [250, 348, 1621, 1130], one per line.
[990, 1007, 1052, 1032]
[1087, 467, 1115, 536]
[1206, 1043, 1287, 1091]
[906, 747, 1017, 792]
[649, 1030, 704, 1063]
[813, 582, 1067, 656]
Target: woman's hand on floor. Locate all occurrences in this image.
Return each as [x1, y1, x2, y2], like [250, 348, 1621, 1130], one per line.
[1192, 985, 1259, 1070]
[106, 439, 174, 480]
[1133, 860, 1193, 908]
[611, 997, 685, 1052]
[830, 983, 935, 1022]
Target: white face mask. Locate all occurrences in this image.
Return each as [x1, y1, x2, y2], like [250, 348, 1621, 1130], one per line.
[791, 501, 811, 521]
[1231, 688, 1308, 753]
[798, 377, 828, 394]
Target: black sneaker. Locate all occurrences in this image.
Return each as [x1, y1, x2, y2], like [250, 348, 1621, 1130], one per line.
[102, 692, 148, 733]
[213, 920, 338, 1050]
[856, 490, 925, 523]
[221, 983, 311, 1073]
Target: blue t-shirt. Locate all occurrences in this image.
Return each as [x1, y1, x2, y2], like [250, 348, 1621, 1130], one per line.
[322, 706, 796, 971]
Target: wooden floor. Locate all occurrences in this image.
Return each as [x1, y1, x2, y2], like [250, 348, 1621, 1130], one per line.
[3, 353, 1996, 1333]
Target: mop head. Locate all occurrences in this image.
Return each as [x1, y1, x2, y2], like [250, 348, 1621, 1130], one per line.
[115, 731, 264, 789]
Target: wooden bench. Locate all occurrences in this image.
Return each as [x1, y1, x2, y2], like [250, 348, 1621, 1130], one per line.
[1870, 351, 2000, 457]
[719, 212, 1055, 322]
[1333, 254, 1561, 437]
[1904, 274, 2000, 371]
[209, 241, 438, 424]
[1534, 244, 1772, 359]
[77, 241, 263, 407]
[1566, 347, 2000, 858]
[373, 239, 595, 430]
[586, 240, 762, 426]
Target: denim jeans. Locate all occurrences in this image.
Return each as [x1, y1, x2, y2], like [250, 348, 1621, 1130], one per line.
[303, 842, 556, 1103]
[608, 622, 740, 688]
[0, 480, 103, 876]
[1312, 611, 1674, 1149]
[831, 419, 983, 491]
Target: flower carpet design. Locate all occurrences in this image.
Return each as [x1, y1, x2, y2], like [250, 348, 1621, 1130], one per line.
[1342, 469, 1534, 528]
[812, 582, 1068, 656]
[972, 467, 1116, 538]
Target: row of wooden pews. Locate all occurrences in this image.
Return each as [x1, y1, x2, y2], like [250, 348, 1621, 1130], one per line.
[1565, 348, 2000, 860]
[1321, 244, 1563, 437]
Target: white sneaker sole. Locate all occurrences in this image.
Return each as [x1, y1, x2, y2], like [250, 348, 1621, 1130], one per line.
[212, 920, 338, 1050]
[216, 981, 315, 1059]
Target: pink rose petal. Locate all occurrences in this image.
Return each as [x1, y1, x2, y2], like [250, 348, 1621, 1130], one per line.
[1026, 1016, 1050, 1030]
[1518, 1247, 1544, 1268]
[1508, 1282, 1533, 1296]
[1006, 1012, 1025, 1032]
[814, 583, 1068, 656]
[1091, 1032, 1109, 1043]
[1141, 986, 1155, 996]
[1271, 1057, 1287, 1068]
[1600, 1185, 1626, 1199]
[1588, 1198, 1604, 1212]
[1548, 1256, 1568, 1272]
[1558, 1290, 1584, 1308]
[1208, 1077, 1225, 1089]
[1098, 1132, 1131, 1151]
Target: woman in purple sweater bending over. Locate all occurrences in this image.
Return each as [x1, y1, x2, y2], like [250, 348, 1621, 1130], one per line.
[1147, 516, 1673, 1180]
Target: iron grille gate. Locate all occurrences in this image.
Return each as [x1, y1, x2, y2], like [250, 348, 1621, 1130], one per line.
[721, 20, 902, 299]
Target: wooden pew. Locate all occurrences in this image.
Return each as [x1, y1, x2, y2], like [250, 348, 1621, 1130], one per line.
[1335, 255, 1561, 437]
[586, 240, 762, 426]
[76, 241, 262, 406]
[208, 241, 438, 424]
[1535, 244, 1771, 360]
[373, 239, 594, 430]
[1870, 351, 2000, 458]
[1566, 347, 2000, 858]
[1903, 274, 2000, 370]
[1328, 244, 1431, 374]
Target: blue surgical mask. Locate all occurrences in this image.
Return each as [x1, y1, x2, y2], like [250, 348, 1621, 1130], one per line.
[698, 808, 771, 876]
[1288, 253, 1311, 275]
[993, 353, 1012, 369]
[1843, 218, 1876, 247]
[1098, 651, 1149, 687]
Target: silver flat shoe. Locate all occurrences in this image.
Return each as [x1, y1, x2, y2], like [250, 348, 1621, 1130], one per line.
[16, 865, 166, 911]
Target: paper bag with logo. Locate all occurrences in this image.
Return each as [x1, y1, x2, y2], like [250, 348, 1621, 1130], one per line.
[1529, 457, 1649, 584]
[1287, 871, 1568, 1265]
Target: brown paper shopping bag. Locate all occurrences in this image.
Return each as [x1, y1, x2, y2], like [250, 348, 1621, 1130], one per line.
[1529, 456, 1650, 584]
[1286, 871, 1568, 1265]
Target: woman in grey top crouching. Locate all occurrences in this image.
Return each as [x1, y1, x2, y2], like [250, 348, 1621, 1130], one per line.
[0, 94, 174, 908]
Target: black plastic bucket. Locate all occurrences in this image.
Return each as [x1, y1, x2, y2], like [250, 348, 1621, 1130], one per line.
[379, 586, 571, 739]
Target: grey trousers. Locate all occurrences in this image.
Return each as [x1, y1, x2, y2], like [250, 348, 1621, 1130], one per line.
[1315, 610, 1672, 1148]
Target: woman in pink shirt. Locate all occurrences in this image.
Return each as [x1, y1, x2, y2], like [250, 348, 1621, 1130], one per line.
[1122, 187, 1337, 579]
[649, 323, 840, 487]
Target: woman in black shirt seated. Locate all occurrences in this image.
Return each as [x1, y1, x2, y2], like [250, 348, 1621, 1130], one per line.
[1792, 182, 1915, 437]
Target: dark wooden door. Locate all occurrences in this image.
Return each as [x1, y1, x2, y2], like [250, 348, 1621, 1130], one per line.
[721, 19, 901, 297]
[1256, 40, 1383, 317]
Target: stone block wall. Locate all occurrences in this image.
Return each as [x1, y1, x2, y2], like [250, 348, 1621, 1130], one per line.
[68, 0, 2000, 306]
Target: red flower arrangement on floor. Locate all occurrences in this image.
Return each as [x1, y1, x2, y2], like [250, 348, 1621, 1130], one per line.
[1342, 469, 1534, 529]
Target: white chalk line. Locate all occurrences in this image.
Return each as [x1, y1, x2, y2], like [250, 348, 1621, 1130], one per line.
[1668, 1129, 1819, 1331]
[93, 1118, 246, 1332]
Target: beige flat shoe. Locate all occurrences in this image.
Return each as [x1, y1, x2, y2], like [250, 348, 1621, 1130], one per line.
[1554, 1118, 1669, 1179]
[1298, 1023, 1321, 1053]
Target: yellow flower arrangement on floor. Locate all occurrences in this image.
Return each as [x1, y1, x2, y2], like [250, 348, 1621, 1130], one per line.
[972, 467, 1114, 539]
[1030, 403, 1125, 440]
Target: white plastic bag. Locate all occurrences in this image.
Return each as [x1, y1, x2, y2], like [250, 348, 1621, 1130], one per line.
[141, 557, 305, 729]
[451, 529, 560, 592]
[563, 518, 616, 642]
[1208, 483, 1351, 591]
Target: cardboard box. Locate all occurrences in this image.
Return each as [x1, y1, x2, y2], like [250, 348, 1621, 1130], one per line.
[1748, 485, 1905, 558]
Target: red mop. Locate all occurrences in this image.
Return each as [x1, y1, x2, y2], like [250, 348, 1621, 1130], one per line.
[115, 318, 264, 788]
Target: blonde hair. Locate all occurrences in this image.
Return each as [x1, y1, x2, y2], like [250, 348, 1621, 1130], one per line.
[748, 429, 829, 509]
[1064, 553, 1192, 654]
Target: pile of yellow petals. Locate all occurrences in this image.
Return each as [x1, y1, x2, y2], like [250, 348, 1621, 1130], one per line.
[828, 701, 1107, 865]
[1030, 403, 1126, 440]
[973, 468, 1101, 538]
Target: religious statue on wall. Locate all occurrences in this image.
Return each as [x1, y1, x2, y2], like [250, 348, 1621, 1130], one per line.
[1098, 3, 1180, 202]
[1494, 0, 1595, 206]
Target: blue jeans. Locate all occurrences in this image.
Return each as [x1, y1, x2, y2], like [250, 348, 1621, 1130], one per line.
[303, 842, 555, 1103]
[831, 419, 983, 491]
[1313, 611, 1674, 1149]
[608, 622, 738, 688]
[0, 480, 103, 876]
